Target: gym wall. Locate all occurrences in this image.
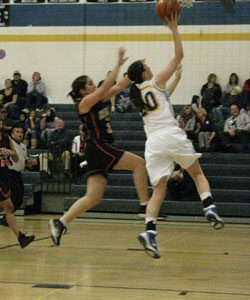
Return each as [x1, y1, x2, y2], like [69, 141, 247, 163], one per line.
[0, 1, 249, 104]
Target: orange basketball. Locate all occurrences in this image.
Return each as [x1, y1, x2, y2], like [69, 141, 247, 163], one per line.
[155, 0, 181, 22]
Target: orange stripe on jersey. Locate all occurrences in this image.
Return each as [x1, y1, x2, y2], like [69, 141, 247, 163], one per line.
[140, 85, 154, 91]
[90, 112, 100, 140]
[0, 187, 10, 199]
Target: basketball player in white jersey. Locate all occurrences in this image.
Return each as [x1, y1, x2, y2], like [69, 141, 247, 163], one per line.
[127, 14, 224, 259]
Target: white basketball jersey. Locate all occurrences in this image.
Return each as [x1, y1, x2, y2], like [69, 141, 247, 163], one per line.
[137, 78, 178, 137]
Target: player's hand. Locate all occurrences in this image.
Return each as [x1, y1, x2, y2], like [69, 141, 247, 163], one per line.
[165, 13, 179, 30]
[117, 47, 128, 66]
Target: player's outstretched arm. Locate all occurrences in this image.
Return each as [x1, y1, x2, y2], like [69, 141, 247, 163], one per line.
[155, 13, 183, 90]
[102, 75, 131, 102]
[78, 48, 128, 113]
[167, 64, 182, 96]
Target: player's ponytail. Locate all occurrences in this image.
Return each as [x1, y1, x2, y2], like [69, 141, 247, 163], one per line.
[68, 75, 88, 104]
[127, 61, 151, 115]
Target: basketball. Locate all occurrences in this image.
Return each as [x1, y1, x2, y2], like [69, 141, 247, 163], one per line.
[155, 0, 181, 22]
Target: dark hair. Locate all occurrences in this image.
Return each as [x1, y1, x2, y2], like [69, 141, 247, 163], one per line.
[68, 75, 88, 104]
[191, 95, 200, 105]
[46, 108, 56, 123]
[127, 61, 153, 114]
[229, 73, 239, 85]
[11, 125, 23, 134]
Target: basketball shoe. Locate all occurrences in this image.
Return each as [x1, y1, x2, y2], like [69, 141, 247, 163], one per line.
[203, 205, 224, 230]
[18, 232, 35, 249]
[49, 219, 65, 246]
[138, 230, 161, 259]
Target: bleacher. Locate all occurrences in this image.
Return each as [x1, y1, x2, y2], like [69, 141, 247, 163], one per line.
[38, 104, 250, 220]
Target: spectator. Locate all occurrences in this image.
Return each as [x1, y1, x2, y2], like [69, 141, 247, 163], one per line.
[71, 124, 87, 179]
[13, 112, 27, 134]
[214, 73, 243, 121]
[177, 105, 196, 141]
[218, 104, 250, 153]
[116, 72, 132, 112]
[98, 71, 116, 112]
[11, 71, 28, 112]
[240, 99, 250, 117]
[242, 78, 250, 107]
[39, 119, 71, 176]
[40, 107, 58, 146]
[23, 110, 41, 149]
[23, 72, 47, 113]
[195, 108, 217, 152]
[0, 108, 14, 133]
[201, 73, 222, 115]
[0, 79, 19, 119]
[191, 95, 201, 113]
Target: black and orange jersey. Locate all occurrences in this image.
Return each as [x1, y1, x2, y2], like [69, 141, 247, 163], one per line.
[0, 134, 11, 169]
[77, 101, 114, 143]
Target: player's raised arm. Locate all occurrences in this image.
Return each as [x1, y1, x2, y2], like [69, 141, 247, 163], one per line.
[78, 48, 128, 114]
[167, 64, 182, 96]
[154, 13, 183, 90]
[102, 74, 131, 101]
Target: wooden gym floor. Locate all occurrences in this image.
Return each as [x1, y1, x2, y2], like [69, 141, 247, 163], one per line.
[0, 215, 250, 300]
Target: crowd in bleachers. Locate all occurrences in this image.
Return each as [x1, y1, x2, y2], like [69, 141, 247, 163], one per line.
[176, 73, 250, 153]
[0, 70, 249, 180]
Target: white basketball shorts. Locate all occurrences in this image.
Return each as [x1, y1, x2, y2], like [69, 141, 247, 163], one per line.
[145, 126, 201, 187]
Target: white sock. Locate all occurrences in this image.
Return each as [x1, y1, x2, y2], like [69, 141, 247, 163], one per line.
[200, 192, 212, 201]
[59, 217, 67, 226]
[140, 201, 149, 206]
[145, 217, 157, 225]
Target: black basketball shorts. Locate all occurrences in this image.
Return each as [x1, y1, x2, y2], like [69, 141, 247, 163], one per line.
[0, 168, 10, 202]
[85, 139, 125, 178]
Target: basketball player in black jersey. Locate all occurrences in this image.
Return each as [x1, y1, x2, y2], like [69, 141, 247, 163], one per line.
[0, 120, 35, 248]
[49, 48, 151, 246]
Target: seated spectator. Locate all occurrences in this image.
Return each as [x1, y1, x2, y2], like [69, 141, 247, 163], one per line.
[195, 108, 217, 152]
[191, 95, 201, 113]
[218, 104, 250, 153]
[214, 73, 243, 121]
[23, 110, 41, 149]
[242, 78, 250, 107]
[23, 72, 47, 113]
[71, 124, 87, 178]
[13, 112, 27, 134]
[39, 119, 71, 176]
[116, 72, 132, 113]
[0, 79, 19, 119]
[201, 73, 222, 116]
[98, 71, 116, 112]
[40, 107, 58, 146]
[11, 71, 28, 112]
[0, 108, 14, 133]
[240, 99, 250, 117]
[177, 105, 196, 141]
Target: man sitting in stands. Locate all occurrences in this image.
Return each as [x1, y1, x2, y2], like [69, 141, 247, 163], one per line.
[39, 119, 71, 177]
[218, 104, 250, 153]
